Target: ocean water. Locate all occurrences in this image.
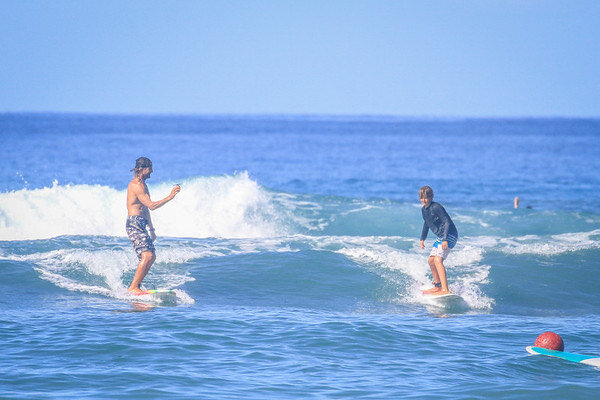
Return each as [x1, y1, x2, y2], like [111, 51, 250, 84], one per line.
[1, 114, 599, 399]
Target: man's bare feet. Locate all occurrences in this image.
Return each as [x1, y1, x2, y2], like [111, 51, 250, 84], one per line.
[128, 287, 145, 294]
[422, 286, 441, 294]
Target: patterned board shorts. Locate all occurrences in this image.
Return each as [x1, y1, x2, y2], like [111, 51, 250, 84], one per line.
[429, 234, 458, 260]
[126, 215, 155, 260]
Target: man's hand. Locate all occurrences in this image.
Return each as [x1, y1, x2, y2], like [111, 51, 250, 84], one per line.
[149, 229, 157, 242]
[170, 185, 181, 199]
[442, 241, 448, 250]
[420, 240, 425, 249]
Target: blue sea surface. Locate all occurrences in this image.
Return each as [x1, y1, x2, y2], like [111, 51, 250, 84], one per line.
[1, 114, 599, 399]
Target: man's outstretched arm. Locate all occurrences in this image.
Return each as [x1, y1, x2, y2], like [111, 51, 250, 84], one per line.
[135, 184, 180, 211]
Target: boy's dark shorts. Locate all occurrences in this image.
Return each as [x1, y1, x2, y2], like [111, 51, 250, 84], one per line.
[126, 215, 155, 260]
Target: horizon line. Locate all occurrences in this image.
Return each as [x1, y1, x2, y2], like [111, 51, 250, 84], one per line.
[1, 111, 599, 121]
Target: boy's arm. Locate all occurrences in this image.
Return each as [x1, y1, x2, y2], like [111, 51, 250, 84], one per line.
[433, 203, 452, 241]
[442, 212, 453, 242]
[420, 221, 428, 249]
[434, 204, 455, 250]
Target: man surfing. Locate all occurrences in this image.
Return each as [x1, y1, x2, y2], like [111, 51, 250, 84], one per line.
[126, 157, 180, 293]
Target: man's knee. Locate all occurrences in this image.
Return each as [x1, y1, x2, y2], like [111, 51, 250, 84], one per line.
[141, 251, 156, 263]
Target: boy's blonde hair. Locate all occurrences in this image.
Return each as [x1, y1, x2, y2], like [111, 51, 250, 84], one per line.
[419, 186, 434, 200]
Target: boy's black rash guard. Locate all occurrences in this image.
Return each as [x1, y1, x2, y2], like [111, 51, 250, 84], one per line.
[420, 201, 458, 241]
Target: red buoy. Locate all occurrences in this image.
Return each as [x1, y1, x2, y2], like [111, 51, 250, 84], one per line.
[534, 331, 564, 351]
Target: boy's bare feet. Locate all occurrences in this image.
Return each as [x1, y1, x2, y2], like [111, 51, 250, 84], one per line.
[428, 290, 451, 296]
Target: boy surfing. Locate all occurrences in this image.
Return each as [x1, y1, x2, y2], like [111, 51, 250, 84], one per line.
[418, 186, 458, 295]
[126, 157, 180, 293]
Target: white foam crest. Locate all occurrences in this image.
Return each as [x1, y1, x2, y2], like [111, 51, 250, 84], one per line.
[5, 247, 195, 302]
[6, 248, 130, 295]
[0, 172, 287, 240]
[35, 267, 114, 296]
[453, 214, 491, 228]
[338, 204, 381, 217]
[156, 244, 234, 263]
[1, 235, 311, 301]
[337, 244, 425, 283]
[447, 264, 494, 310]
[446, 244, 486, 268]
[270, 192, 328, 232]
[482, 210, 512, 216]
[499, 229, 600, 255]
[153, 172, 286, 238]
[170, 289, 195, 305]
[154, 237, 299, 264]
[0, 181, 124, 240]
[272, 192, 324, 212]
[317, 236, 493, 310]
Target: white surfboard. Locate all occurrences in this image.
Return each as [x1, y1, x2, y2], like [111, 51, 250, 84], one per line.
[423, 292, 461, 300]
[422, 292, 462, 302]
[421, 292, 465, 311]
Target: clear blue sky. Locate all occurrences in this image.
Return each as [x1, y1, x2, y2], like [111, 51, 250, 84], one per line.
[1, 1, 599, 117]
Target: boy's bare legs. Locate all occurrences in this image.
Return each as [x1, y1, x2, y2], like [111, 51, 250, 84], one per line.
[128, 251, 156, 293]
[429, 256, 440, 284]
[431, 256, 450, 295]
[423, 256, 441, 293]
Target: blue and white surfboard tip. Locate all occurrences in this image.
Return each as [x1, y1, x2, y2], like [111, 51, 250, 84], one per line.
[526, 346, 600, 367]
